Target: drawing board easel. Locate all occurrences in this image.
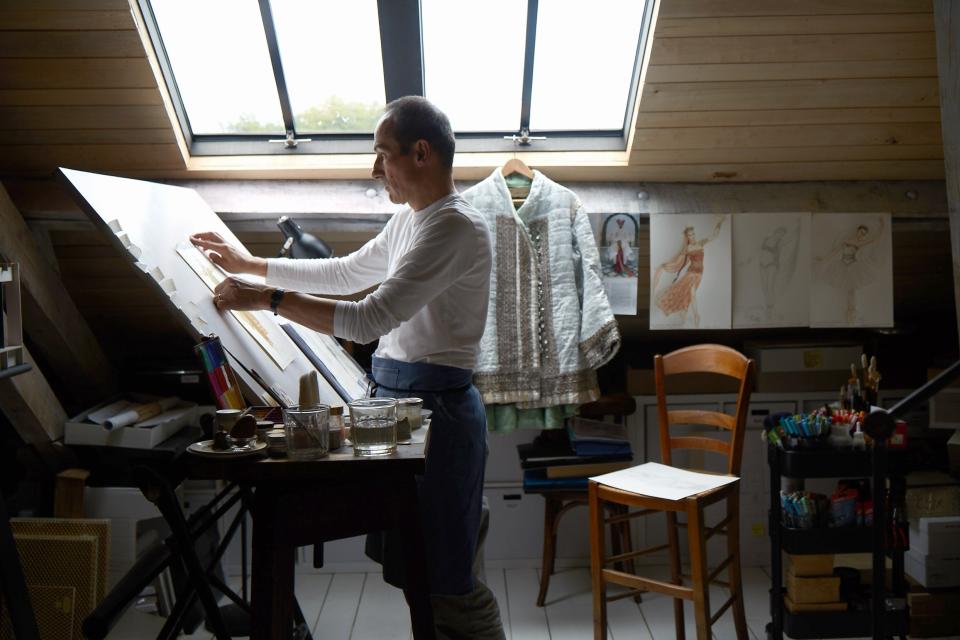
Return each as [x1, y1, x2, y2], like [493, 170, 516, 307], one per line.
[59, 168, 368, 407]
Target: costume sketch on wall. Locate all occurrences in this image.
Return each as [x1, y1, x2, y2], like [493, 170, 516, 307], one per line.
[650, 214, 731, 330]
[732, 213, 810, 328]
[597, 213, 640, 315]
[810, 213, 893, 327]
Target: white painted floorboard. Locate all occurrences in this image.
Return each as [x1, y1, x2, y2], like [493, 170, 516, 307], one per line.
[106, 563, 785, 639]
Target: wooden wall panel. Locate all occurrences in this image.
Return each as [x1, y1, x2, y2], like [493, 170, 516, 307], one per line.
[0, 0, 185, 178]
[629, 0, 943, 182]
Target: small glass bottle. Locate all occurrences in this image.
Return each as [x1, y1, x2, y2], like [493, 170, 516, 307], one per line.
[328, 405, 344, 450]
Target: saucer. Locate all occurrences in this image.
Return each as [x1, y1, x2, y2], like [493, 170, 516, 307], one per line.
[188, 439, 268, 458]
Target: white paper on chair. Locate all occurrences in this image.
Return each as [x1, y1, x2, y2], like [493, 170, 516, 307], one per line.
[591, 462, 738, 501]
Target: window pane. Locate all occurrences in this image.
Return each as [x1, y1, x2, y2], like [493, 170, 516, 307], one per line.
[271, 0, 385, 134]
[530, 1, 646, 131]
[151, 0, 284, 135]
[422, 0, 526, 132]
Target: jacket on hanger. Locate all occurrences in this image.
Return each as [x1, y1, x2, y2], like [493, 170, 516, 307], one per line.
[462, 169, 620, 409]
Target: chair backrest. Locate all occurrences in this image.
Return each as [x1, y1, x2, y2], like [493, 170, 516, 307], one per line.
[654, 344, 755, 476]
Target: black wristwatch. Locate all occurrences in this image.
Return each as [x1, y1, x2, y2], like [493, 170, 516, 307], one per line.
[269, 288, 285, 315]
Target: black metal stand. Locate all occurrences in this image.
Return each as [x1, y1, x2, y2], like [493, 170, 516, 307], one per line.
[765, 444, 909, 640]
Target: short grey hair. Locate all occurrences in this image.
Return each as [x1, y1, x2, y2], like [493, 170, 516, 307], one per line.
[382, 96, 456, 169]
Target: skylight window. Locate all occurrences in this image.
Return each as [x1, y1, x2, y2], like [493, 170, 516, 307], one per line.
[140, 0, 655, 156]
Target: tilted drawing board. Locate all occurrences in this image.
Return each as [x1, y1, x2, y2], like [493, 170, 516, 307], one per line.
[60, 167, 368, 407]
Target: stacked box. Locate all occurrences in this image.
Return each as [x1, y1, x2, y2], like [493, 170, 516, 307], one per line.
[785, 553, 846, 612]
[906, 516, 960, 589]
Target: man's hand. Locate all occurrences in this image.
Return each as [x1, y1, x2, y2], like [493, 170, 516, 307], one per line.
[212, 276, 271, 312]
[190, 231, 267, 276]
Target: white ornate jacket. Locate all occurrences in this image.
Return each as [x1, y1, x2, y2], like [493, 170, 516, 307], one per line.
[462, 169, 621, 408]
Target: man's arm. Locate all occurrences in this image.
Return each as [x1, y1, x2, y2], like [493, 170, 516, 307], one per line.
[211, 277, 336, 334]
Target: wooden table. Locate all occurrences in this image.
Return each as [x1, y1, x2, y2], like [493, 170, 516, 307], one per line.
[184, 442, 430, 640]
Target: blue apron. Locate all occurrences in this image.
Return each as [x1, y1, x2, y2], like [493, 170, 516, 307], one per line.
[364, 356, 487, 595]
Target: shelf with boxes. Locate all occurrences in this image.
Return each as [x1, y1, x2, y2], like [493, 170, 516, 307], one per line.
[766, 443, 910, 640]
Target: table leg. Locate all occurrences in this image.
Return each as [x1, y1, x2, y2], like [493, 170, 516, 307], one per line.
[251, 487, 297, 640]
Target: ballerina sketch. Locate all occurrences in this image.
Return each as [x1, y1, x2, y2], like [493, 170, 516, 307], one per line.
[651, 215, 729, 328]
[810, 213, 892, 327]
[733, 214, 808, 326]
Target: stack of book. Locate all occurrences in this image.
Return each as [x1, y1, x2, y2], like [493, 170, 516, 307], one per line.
[519, 417, 633, 491]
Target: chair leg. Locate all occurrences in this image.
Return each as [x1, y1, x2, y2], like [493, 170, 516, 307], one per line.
[616, 509, 642, 603]
[588, 484, 607, 640]
[667, 511, 685, 640]
[536, 495, 560, 607]
[687, 501, 711, 640]
[726, 492, 748, 640]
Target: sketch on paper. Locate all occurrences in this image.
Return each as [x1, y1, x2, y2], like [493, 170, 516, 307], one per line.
[809, 213, 893, 327]
[650, 214, 731, 330]
[733, 213, 810, 328]
[176, 242, 296, 369]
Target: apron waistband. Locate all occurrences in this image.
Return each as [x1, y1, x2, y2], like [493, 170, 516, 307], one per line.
[371, 357, 474, 393]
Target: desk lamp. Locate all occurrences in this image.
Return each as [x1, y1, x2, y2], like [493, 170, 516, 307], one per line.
[277, 216, 334, 259]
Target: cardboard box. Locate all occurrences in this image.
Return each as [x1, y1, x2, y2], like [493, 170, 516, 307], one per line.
[908, 590, 960, 617]
[745, 341, 862, 392]
[786, 570, 841, 604]
[949, 431, 960, 474]
[786, 553, 834, 577]
[910, 613, 960, 638]
[64, 395, 197, 449]
[784, 595, 846, 613]
[626, 369, 739, 395]
[905, 549, 960, 589]
[909, 516, 960, 556]
[906, 483, 960, 519]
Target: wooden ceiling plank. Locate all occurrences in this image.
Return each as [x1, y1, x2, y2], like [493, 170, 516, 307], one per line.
[0, 89, 163, 106]
[0, 31, 144, 58]
[0, 183, 117, 407]
[627, 144, 944, 165]
[655, 14, 934, 37]
[0, 59, 156, 89]
[651, 32, 936, 65]
[632, 122, 944, 149]
[659, 0, 934, 19]
[0, 128, 176, 145]
[633, 107, 942, 128]
[0, 143, 186, 174]
[645, 60, 938, 83]
[639, 78, 941, 111]
[0, 105, 173, 130]
[0, 10, 134, 30]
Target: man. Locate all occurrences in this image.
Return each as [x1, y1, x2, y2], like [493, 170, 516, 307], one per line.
[190, 96, 504, 639]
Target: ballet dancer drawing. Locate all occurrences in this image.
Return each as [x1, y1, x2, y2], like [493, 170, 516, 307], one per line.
[652, 216, 727, 328]
[736, 217, 803, 322]
[814, 215, 886, 324]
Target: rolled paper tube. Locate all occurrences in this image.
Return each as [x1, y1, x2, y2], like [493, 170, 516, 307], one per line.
[104, 396, 180, 430]
[299, 371, 320, 409]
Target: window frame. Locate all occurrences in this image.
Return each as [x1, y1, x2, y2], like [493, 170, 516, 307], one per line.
[138, 0, 656, 157]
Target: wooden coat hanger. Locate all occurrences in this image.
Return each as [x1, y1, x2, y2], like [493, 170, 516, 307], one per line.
[502, 155, 534, 208]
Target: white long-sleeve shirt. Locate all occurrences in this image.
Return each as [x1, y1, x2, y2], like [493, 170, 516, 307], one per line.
[266, 193, 492, 370]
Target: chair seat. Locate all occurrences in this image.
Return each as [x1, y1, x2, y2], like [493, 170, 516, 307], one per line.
[593, 474, 740, 511]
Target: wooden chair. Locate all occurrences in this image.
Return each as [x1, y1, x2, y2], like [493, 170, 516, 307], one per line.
[529, 392, 637, 607]
[589, 344, 754, 640]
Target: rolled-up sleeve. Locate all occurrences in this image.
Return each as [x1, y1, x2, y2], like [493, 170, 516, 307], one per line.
[333, 213, 475, 344]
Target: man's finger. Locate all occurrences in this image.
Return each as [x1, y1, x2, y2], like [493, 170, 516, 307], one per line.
[206, 250, 225, 268]
[190, 231, 224, 244]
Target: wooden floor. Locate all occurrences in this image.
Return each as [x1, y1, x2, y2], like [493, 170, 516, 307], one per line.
[108, 565, 777, 639]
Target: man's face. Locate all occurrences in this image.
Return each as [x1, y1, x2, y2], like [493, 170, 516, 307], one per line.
[372, 117, 418, 205]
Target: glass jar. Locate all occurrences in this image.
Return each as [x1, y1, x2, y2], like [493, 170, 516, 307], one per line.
[348, 398, 397, 456]
[283, 405, 329, 460]
[396, 397, 423, 443]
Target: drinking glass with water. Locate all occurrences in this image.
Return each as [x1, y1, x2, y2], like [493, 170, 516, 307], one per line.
[349, 398, 397, 456]
[283, 405, 329, 460]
